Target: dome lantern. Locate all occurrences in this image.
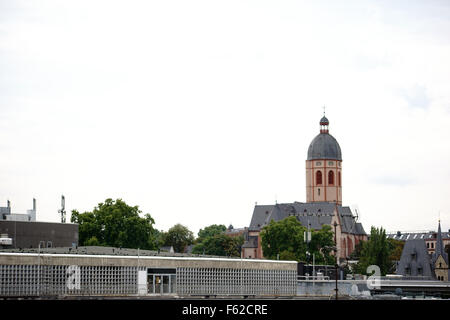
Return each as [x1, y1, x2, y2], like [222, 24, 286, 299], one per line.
[320, 116, 329, 133]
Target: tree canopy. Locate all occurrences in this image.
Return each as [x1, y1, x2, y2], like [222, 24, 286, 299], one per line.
[260, 216, 336, 263]
[260, 216, 308, 261]
[70, 198, 158, 250]
[354, 226, 393, 276]
[161, 224, 194, 253]
[192, 224, 243, 257]
[307, 224, 335, 265]
[196, 224, 227, 243]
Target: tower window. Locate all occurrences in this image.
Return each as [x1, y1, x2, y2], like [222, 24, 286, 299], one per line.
[318, 188, 320, 196]
[328, 170, 334, 185]
[316, 171, 323, 185]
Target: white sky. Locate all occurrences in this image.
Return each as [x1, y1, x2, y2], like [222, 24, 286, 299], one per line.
[1, 0, 450, 236]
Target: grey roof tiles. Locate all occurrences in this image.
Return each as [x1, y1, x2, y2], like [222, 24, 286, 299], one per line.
[248, 202, 366, 235]
[307, 133, 342, 161]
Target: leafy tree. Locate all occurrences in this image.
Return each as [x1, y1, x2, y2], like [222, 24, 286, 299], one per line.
[354, 226, 392, 276]
[349, 240, 364, 260]
[279, 250, 298, 261]
[71, 198, 158, 250]
[192, 233, 243, 257]
[388, 239, 405, 262]
[192, 224, 243, 257]
[196, 224, 227, 243]
[162, 224, 194, 253]
[308, 225, 335, 265]
[260, 216, 308, 261]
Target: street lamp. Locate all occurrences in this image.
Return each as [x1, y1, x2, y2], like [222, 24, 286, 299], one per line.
[333, 221, 338, 300]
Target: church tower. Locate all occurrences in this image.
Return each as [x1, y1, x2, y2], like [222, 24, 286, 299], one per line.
[306, 115, 342, 205]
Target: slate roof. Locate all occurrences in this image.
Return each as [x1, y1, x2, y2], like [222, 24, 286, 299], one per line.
[387, 231, 450, 241]
[248, 202, 366, 235]
[307, 133, 342, 161]
[396, 239, 433, 278]
[242, 236, 258, 248]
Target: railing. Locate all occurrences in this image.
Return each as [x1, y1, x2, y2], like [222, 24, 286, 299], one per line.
[297, 275, 330, 281]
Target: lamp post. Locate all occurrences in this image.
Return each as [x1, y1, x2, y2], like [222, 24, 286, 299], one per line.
[333, 221, 338, 300]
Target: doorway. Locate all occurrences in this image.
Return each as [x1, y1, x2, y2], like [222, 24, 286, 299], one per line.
[147, 268, 176, 294]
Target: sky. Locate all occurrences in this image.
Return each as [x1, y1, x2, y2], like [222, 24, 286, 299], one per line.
[1, 0, 450, 236]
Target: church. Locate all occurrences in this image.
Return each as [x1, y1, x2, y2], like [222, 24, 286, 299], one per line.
[242, 115, 367, 263]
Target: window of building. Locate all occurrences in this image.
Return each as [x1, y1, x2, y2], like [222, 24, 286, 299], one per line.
[316, 162, 322, 166]
[316, 171, 323, 185]
[328, 171, 334, 185]
[318, 188, 321, 196]
[328, 161, 334, 166]
[427, 242, 430, 248]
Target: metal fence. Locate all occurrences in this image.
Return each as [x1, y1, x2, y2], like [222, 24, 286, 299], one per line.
[0, 265, 140, 297]
[177, 267, 297, 296]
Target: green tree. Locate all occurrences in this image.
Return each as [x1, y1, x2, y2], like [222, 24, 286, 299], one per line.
[71, 198, 158, 250]
[308, 225, 335, 265]
[260, 216, 307, 261]
[162, 224, 194, 253]
[354, 226, 392, 276]
[192, 233, 243, 257]
[196, 224, 227, 243]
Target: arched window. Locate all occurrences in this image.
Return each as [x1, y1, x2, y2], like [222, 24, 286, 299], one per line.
[328, 170, 334, 185]
[316, 171, 322, 185]
[338, 172, 341, 186]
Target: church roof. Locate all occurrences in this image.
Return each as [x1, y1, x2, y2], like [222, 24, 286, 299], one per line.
[248, 202, 366, 235]
[307, 133, 342, 161]
[432, 221, 449, 266]
[387, 231, 450, 241]
[307, 115, 342, 161]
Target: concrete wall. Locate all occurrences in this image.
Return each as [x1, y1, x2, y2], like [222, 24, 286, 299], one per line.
[297, 280, 371, 297]
[0, 252, 297, 271]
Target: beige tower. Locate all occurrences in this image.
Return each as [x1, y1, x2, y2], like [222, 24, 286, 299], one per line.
[306, 115, 342, 205]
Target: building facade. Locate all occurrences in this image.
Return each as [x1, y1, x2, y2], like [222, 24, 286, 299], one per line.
[0, 248, 297, 297]
[396, 221, 449, 281]
[0, 199, 36, 222]
[387, 230, 450, 256]
[0, 220, 78, 249]
[242, 115, 367, 262]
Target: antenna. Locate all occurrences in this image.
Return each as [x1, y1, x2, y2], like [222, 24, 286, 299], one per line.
[58, 195, 66, 223]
